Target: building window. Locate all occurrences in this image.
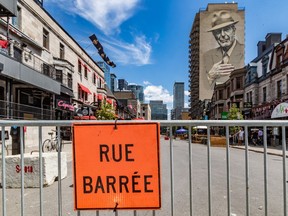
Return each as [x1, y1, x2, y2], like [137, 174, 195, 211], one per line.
[43, 63, 50, 76]
[60, 43, 65, 59]
[78, 60, 82, 74]
[93, 73, 96, 84]
[12, 7, 21, 29]
[67, 73, 72, 88]
[78, 88, 88, 101]
[263, 87, 267, 103]
[236, 77, 242, 89]
[227, 87, 230, 98]
[56, 70, 63, 83]
[277, 80, 282, 98]
[262, 63, 267, 77]
[43, 28, 49, 50]
[84, 66, 88, 79]
[218, 89, 223, 100]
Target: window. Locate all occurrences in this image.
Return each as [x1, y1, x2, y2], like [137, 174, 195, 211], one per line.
[84, 66, 88, 78]
[67, 73, 72, 88]
[78, 88, 88, 101]
[262, 63, 267, 77]
[227, 86, 230, 98]
[43, 63, 50, 76]
[93, 73, 96, 84]
[263, 87, 267, 102]
[56, 70, 63, 83]
[78, 60, 82, 74]
[43, 28, 49, 49]
[236, 77, 242, 89]
[249, 92, 252, 103]
[60, 43, 65, 59]
[218, 89, 223, 100]
[12, 7, 21, 29]
[277, 80, 282, 98]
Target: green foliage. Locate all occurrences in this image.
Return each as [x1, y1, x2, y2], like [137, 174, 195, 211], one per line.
[228, 103, 243, 134]
[95, 101, 116, 120]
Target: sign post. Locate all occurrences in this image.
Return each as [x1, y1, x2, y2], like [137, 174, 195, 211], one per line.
[73, 122, 161, 210]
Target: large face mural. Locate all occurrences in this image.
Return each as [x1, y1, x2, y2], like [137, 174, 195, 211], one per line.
[199, 8, 245, 100]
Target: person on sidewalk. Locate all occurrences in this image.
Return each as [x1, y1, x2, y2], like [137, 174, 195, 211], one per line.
[251, 130, 258, 146]
[237, 127, 244, 145]
[258, 129, 263, 145]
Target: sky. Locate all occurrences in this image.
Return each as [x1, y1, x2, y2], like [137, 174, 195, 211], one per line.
[44, 0, 288, 112]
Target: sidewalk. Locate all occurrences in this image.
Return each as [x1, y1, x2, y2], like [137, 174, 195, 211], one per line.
[231, 144, 288, 157]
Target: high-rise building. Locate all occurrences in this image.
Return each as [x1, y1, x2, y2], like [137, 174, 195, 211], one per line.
[173, 82, 184, 120]
[127, 84, 145, 103]
[188, 3, 245, 119]
[97, 61, 111, 90]
[118, 79, 128, 91]
[150, 100, 167, 120]
[110, 73, 118, 92]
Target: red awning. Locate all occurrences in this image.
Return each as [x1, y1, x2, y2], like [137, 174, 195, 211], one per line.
[97, 94, 103, 100]
[74, 116, 96, 120]
[78, 83, 91, 94]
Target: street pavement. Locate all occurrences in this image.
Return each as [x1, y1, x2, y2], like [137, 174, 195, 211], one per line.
[231, 144, 288, 157]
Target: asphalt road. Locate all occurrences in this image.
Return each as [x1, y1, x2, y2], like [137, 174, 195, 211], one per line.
[1, 137, 287, 216]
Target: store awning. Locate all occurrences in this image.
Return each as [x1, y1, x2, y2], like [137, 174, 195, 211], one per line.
[78, 83, 91, 94]
[271, 102, 288, 119]
[97, 94, 103, 100]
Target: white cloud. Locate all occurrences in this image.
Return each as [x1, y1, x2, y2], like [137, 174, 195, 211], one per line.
[46, 0, 153, 66]
[144, 85, 173, 109]
[46, 0, 140, 35]
[100, 35, 152, 66]
[143, 81, 151, 85]
[184, 90, 190, 96]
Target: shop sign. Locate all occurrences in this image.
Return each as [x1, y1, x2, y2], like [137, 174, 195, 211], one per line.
[271, 102, 288, 118]
[244, 102, 252, 109]
[221, 112, 228, 120]
[73, 122, 161, 210]
[57, 100, 74, 111]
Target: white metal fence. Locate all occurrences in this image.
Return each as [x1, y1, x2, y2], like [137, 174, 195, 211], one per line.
[0, 120, 287, 216]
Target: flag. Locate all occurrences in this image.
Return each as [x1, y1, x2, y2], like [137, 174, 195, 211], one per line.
[0, 40, 8, 49]
[89, 34, 116, 68]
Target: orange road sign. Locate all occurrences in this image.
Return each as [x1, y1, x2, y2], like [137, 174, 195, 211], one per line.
[73, 122, 161, 210]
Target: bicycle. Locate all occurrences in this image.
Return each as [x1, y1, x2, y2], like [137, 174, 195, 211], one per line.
[42, 130, 63, 152]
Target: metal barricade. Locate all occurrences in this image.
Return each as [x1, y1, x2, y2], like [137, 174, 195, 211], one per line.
[0, 120, 287, 216]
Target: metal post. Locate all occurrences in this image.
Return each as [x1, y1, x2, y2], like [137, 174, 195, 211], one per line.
[39, 126, 43, 216]
[263, 126, 268, 216]
[1, 127, 7, 216]
[57, 126, 62, 216]
[282, 126, 287, 216]
[244, 126, 250, 216]
[207, 126, 212, 216]
[20, 126, 24, 216]
[225, 126, 231, 216]
[188, 126, 193, 216]
[169, 125, 174, 216]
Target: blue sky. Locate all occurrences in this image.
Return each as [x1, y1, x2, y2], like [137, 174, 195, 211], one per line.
[44, 0, 288, 111]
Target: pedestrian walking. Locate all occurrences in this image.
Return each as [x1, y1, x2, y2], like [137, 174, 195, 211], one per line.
[258, 129, 263, 145]
[237, 127, 244, 145]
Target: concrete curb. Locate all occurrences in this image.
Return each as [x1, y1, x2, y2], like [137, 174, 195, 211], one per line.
[231, 146, 287, 157]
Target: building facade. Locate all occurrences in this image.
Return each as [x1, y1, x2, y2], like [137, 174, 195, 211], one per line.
[118, 79, 128, 91]
[189, 3, 245, 119]
[172, 82, 184, 120]
[127, 84, 144, 103]
[97, 61, 111, 91]
[150, 100, 167, 120]
[0, 0, 116, 122]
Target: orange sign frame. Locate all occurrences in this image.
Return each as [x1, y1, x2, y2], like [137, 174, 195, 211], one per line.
[73, 122, 161, 210]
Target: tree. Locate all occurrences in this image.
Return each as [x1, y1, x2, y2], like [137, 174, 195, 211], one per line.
[228, 103, 243, 134]
[95, 101, 116, 120]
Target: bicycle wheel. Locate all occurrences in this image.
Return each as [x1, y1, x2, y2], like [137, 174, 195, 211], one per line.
[42, 139, 52, 152]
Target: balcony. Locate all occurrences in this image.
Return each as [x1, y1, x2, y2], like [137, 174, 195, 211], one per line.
[0, 51, 61, 94]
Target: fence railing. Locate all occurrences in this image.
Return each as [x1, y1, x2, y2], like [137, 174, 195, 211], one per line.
[0, 119, 287, 216]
